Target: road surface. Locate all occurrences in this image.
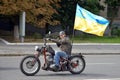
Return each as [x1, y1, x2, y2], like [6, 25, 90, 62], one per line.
[0, 55, 120, 80]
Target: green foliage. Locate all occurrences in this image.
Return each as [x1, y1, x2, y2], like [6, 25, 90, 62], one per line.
[104, 0, 120, 21]
[111, 27, 120, 37]
[105, 0, 120, 18]
[33, 32, 42, 39]
[52, 0, 76, 29]
[105, 0, 120, 36]
[81, 0, 104, 14]
[105, 0, 120, 6]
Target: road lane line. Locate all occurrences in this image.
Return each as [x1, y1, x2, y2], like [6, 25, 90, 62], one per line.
[87, 63, 116, 65]
[85, 78, 120, 80]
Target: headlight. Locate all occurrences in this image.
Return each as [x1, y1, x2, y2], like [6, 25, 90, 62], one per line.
[35, 46, 39, 51]
[35, 46, 41, 52]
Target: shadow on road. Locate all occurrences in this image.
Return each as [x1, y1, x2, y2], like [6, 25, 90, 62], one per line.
[35, 72, 107, 78]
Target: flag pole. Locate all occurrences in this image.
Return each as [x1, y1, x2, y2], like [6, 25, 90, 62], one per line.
[71, 28, 75, 46]
[71, 4, 78, 51]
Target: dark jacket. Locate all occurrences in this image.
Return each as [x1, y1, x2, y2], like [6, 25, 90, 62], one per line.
[51, 36, 72, 55]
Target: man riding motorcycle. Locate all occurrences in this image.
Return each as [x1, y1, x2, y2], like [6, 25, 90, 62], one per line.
[43, 31, 72, 71]
[20, 31, 86, 75]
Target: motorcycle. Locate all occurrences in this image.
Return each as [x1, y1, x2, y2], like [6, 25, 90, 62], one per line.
[20, 36, 86, 76]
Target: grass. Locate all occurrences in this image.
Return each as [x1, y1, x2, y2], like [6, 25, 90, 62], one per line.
[71, 36, 120, 43]
[1, 35, 120, 43]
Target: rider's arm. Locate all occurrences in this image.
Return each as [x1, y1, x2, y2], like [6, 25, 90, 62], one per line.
[59, 37, 71, 44]
[50, 37, 70, 44]
[49, 38, 61, 47]
[50, 39, 61, 44]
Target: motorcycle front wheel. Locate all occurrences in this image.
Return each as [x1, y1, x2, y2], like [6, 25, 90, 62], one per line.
[68, 55, 86, 74]
[20, 55, 41, 76]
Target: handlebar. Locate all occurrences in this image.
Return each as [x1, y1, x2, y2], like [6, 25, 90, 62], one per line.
[43, 38, 51, 47]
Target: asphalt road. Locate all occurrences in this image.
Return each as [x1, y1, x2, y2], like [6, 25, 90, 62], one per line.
[0, 55, 120, 80]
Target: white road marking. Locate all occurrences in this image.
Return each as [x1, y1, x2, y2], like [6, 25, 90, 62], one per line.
[87, 63, 116, 65]
[85, 78, 120, 80]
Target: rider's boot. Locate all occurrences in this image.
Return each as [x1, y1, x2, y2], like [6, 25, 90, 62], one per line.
[50, 64, 60, 71]
[42, 63, 48, 70]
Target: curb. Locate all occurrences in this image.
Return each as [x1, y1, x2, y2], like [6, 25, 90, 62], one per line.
[0, 54, 28, 56]
[0, 53, 120, 57]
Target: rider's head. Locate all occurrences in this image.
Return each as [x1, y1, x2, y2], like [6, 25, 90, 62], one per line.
[59, 31, 66, 38]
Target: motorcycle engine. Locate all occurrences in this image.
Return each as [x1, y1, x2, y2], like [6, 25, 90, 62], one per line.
[46, 52, 53, 62]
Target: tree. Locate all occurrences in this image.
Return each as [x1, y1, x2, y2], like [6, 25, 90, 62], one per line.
[52, 0, 104, 34]
[51, 0, 76, 34]
[0, 0, 60, 28]
[105, 0, 120, 36]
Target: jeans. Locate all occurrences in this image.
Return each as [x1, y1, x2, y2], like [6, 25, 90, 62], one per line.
[54, 51, 68, 66]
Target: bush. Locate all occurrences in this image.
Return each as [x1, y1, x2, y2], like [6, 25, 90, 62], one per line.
[111, 27, 120, 37]
[33, 32, 42, 39]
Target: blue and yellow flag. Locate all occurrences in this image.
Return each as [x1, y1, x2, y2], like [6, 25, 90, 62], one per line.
[74, 4, 109, 36]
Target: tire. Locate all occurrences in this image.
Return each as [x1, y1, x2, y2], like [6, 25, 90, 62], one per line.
[68, 55, 86, 74]
[20, 55, 41, 76]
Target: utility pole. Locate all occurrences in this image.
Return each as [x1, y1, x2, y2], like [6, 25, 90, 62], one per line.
[19, 11, 26, 43]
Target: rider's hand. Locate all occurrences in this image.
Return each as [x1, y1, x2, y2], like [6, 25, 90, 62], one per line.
[46, 38, 51, 41]
[48, 38, 51, 41]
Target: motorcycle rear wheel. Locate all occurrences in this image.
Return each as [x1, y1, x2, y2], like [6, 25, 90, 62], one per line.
[68, 55, 85, 74]
[20, 55, 41, 76]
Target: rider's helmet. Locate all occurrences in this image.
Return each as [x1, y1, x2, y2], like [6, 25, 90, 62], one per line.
[59, 31, 65, 36]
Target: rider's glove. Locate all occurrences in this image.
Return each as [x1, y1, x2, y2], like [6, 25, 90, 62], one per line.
[46, 38, 51, 41]
[48, 38, 51, 41]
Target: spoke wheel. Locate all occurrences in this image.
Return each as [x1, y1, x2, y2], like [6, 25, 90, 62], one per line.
[68, 56, 86, 74]
[20, 55, 41, 76]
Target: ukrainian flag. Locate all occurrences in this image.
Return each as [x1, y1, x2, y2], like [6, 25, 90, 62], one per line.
[74, 4, 109, 36]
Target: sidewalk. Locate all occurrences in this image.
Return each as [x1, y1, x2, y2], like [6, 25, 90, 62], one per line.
[0, 38, 120, 56]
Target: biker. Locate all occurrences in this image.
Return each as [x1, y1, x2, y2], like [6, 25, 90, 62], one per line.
[49, 31, 72, 71]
